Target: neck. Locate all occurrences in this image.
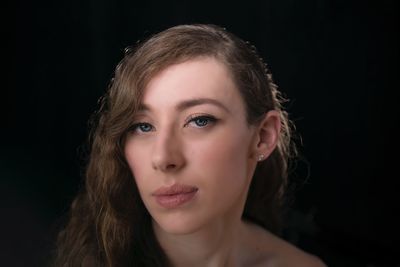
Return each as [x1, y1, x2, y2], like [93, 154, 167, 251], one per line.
[153, 217, 246, 267]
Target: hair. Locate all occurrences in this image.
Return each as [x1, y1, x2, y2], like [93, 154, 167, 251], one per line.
[54, 24, 297, 267]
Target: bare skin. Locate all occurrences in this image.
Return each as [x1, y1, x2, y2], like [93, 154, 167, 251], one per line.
[240, 221, 327, 267]
[155, 218, 326, 267]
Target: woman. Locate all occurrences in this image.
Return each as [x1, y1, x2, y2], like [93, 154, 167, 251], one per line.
[55, 24, 326, 266]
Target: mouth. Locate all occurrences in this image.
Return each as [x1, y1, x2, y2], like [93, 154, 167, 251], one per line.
[152, 184, 198, 209]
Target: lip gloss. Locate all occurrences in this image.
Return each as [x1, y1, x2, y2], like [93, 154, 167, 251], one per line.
[152, 184, 198, 209]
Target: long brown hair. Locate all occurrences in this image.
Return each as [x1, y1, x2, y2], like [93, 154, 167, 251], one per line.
[54, 24, 297, 267]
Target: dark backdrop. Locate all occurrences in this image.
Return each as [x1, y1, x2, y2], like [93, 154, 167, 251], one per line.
[3, 0, 399, 266]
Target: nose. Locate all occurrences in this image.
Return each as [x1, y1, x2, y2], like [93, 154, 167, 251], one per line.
[151, 127, 186, 172]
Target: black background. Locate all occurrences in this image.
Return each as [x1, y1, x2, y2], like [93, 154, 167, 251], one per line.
[3, 0, 399, 266]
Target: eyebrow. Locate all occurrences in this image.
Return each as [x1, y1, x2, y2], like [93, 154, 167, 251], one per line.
[138, 98, 231, 113]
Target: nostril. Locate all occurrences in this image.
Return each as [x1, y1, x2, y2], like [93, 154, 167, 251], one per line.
[166, 164, 176, 169]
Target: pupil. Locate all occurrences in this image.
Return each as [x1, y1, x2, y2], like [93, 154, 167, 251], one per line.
[140, 124, 150, 131]
[196, 118, 207, 126]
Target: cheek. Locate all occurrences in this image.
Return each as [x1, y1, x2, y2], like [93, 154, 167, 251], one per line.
[192, 130, 251, 192]
[124, 142, 151, 190]
[188, 131, 252, 222]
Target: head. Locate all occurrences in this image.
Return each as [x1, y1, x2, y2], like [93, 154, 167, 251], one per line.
[57, 24, 296, 266]
[123, 56, 283, 238]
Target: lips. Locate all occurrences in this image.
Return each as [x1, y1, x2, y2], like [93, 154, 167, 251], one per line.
[152, 184, 198, 209]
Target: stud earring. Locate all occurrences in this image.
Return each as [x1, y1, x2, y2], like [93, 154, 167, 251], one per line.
[258, 154, 264, 161]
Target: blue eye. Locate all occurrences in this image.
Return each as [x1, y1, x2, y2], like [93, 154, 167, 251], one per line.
[186, 115, 217, 128]
[131, 122, 153, 133]
[193, 117, 209, 127]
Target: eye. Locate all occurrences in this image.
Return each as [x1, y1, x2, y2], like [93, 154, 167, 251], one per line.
[185, 115, 217, 128]
[130, 122, 154, 133]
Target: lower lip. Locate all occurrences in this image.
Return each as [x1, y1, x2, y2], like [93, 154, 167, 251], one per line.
[154, 190, 197, 209]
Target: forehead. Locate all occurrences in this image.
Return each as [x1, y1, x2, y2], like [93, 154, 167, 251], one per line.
[141, 57, 245, 112]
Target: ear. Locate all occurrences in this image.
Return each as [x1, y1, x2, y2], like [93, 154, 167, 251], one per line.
[251, 110, 281, 161]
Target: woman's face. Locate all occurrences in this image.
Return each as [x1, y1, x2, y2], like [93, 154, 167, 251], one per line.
[124, 57, 260, 235]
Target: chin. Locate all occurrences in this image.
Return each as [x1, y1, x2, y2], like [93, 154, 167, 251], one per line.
[152, 212, 205, 236]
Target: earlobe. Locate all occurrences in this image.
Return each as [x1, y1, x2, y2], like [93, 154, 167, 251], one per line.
[254, 110, 281, 161]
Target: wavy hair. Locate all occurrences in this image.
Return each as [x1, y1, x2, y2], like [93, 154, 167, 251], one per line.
[54, 24, 297, 266]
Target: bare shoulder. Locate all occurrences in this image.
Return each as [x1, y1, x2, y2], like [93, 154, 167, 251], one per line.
[243, 222, 327, 267]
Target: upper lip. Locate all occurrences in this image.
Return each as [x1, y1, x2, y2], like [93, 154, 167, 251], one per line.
[152, 184, 198, 196]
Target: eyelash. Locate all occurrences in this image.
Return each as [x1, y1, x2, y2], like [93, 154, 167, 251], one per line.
[129, 122, 154, 133]
[184, 114, 217, 128]
[129, 114, 217, 134]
